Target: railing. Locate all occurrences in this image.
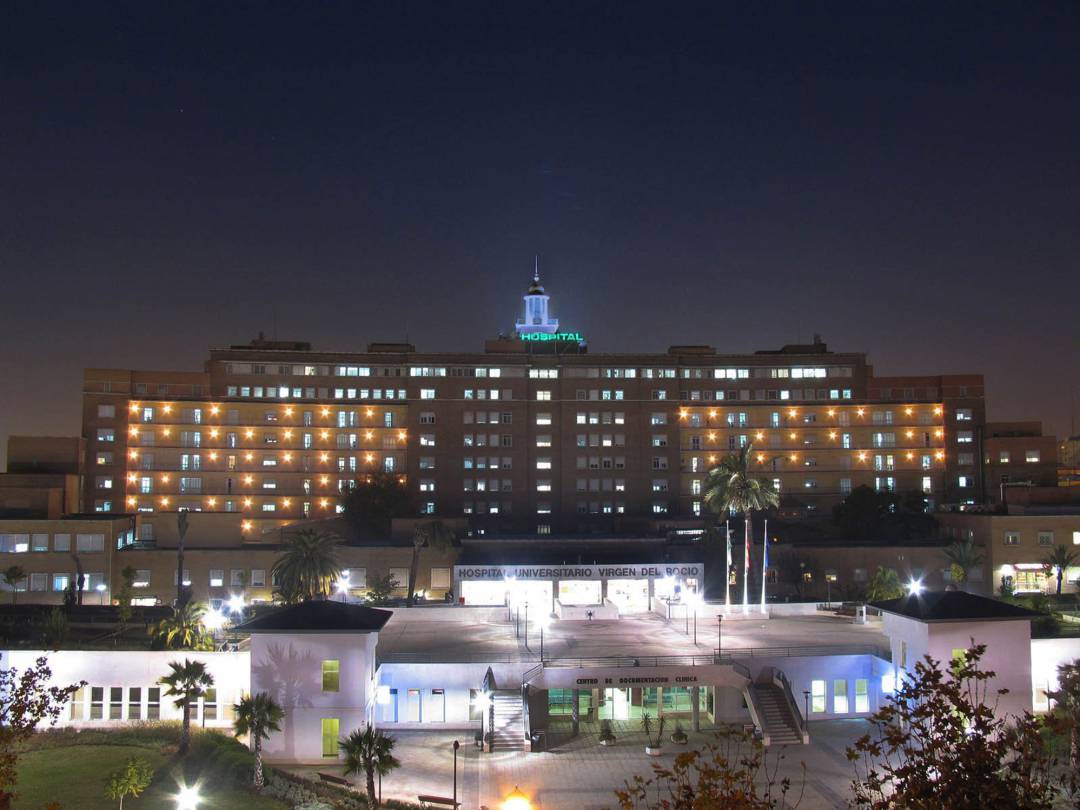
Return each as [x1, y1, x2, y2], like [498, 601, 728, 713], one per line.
[379, 642, 888, 668]
[773, 668, 810, 743]
[521, 684, 533, 750]
[521, 663, 544, 684]
[742, 686, 770, 747]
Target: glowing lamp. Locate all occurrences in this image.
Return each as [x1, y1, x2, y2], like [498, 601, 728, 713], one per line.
[320, 430, 329, 440]
[243, 475, 254, 485]
[175, 783, 202, 809]
[907, 579, 924, 596]
[209, 429, 219, 438]
[127, 473, 137, 483]
[227, 594, 245, 613]
[244, 429, 254, 439]
[319, 453, 329, 462]
[241, 520, 253, 531]
[242, 497, 252, 507]
[856, 408, 865, 417]
[209, 404, 219, 415]
[161, 474, 170, 483]
[208, 451, 218, 461]
[502, 786, 531, 810]
[207, 497, 217, 507]
[283, 453, 292, 462]
[129, 402, 140, 412]
[160, 497, 169, 507]
[202, 609, 226, 632]
[127, 496, 137, 506]
[321, 407, 330, 417]
[756, 431, 764, 440]
[365, 430, 374, 440]
[162, 428, 171, 437]
[95, 582, 106, 593]
[245, 452, 254, 461]
[128, 449, 138, 459]
[398, 430, 407, 441]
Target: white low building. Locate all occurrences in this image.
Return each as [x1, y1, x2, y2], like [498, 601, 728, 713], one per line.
[5, 592, 1077, 764]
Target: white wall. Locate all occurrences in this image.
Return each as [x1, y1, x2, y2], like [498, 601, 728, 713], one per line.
[250, 632, 378, 764]
[882, 614, 1033, 717]
[1031, 637, 1080, 712]
[747, 654, 891, 719]
[0, 649, 249, 730]
[377, 662, 527, 729]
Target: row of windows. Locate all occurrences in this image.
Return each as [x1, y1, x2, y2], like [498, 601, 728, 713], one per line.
[0, 533, 104, 553]
[5, 572, 106, 592]
[1002, 530, 1080, 546]
[808, 678, 871, 714]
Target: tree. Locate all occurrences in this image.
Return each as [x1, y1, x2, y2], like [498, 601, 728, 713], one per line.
[943, 539, 984, 590]
[0, 656, 83, 809]
[1046, 659, 1080, 775]
[115, 566, 137, 637]
[176, 511, 190, 608]
[154, 602, 212, 650]
[40, 608, 69, 649]
[342, 472, 414, 539]
[833, 486, 893, 541]
[364, 573, 397, 606]
[1042, 545, 1078, 596]
[406, 521, 455, 606]
[1, 567, 24, 606]
[271, 530, 342, 603]
[848, 643, 1061, 809]
[614, 726, 803, 809]
[703, 444, 779, 604]
[864, 566, 904, 602]
[159, 658, 214, 756]
[68, 553, 85, 607]
[340, 724, 401, 807]
[104, 757, 153, 809]
[233, 692, 285, 788]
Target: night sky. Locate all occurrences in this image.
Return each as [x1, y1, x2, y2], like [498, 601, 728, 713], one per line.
[2, 3, 1079, 466]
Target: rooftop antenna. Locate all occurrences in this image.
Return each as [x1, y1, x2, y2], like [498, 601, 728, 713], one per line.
[534, 253, 540, 283]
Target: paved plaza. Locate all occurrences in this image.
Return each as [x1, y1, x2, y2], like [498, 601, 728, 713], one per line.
[377, 606, 890, 662]
[292, 719, 867, 809]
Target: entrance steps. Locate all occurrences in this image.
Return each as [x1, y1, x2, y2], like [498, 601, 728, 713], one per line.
[491, 691, 525, 752]
[751, 683, 805, 745]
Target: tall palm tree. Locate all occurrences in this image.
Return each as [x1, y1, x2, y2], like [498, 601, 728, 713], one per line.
[154, 602, 211, 650]
[943, 538, 984, 591]
[406, 521, 455, 606]
[271, 529, 342, 603]
[233, 692, 285, 788]
[340, 724, 400, 808]
[159, 658, 214, 755]
[2, 566, 25, 605]
[703, 444, 779, 608]
[1043, 545, 1079, 596]
[176, 511, 190, 608]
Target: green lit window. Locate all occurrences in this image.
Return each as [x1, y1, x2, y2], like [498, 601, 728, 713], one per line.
[811, 680, 826, 713]
[321, 718, 339, 757]
[321, 660, 340, 692]
[855, 679, 869, 713]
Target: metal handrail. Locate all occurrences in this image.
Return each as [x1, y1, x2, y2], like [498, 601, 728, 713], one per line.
[774, 668, 808, 740]
[377, 651, 528, 665]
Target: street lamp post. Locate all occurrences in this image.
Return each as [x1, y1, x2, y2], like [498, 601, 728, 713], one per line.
[452, 739, 460, 808]
[523, 601, 529, 650]
[684, 603, 690, 635]
[95, 582, 107, 605]
[717, 615, 723, 657]
[803, 689, 811, 740]
[692, 600, 698, 646]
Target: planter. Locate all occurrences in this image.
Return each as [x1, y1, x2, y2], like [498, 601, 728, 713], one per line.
[599, 737, 616, 747]
[645, 745, 663, 756]
[670, 734, 688, 745]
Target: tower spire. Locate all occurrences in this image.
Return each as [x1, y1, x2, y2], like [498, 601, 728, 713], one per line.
[534, 253, 540, 283]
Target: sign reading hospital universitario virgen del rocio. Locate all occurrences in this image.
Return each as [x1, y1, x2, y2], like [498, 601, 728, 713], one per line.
[453, 563, 703, 580]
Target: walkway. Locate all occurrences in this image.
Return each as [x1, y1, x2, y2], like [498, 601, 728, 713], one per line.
[288, 719, 869, 809]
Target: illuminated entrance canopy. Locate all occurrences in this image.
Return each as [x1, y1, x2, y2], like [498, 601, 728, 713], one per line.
[518, 331, 584, 343]
[455, 563, 702, 580]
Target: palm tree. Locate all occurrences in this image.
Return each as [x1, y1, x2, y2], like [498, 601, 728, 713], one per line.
[154, 602, 210, 650]
[1043, 545, 1079, 596]
[406, 521, 455, 606]
[233, 692, 285, 788]
[159, 658, 214, 755]
[943, 538, 984, 591]
[865, 566, 905, 601]
[176, 511, 190, 607]
[340, 724, 400, 807]
[703, 444, 779, 608]
[2, 566, 25, 605]
[1048, 660, 1080, 771]
[271, 530, 342, 603]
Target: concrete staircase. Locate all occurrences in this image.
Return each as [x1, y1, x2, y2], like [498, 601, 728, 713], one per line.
[752, 683, 804, 745]
[491, 691, 525, 752]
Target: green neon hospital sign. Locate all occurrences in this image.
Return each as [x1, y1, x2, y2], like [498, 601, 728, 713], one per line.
[519, 331, 584, 342]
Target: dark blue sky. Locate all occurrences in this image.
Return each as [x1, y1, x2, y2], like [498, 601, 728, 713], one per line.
[2, 2, 1079, 463]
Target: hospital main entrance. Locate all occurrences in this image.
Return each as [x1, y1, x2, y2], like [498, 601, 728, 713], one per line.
[605, 578, 649, 613]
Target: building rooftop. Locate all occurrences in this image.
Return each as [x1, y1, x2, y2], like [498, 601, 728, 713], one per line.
[237, 600, 393, 633]
[872, 591, 1042, 623]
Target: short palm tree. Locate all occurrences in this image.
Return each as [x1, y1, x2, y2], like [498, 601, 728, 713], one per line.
[154, 602, 211, 650]
[943, 538, 984, 590]
[865, 566, 905, 601]
[159, 658, 214, 755]
[703, 444, 779, 606]
[2, 566, 25, 605]
[1043, 545, 1079, 596]
[406, 521, 455, 606]
[271, 530, 343, 602]
[340, 724, 401, 807]
[1048, 660, 1080, 771]
[233, 692, 285, 788]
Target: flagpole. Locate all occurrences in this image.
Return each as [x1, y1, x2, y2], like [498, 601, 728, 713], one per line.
[725, 519, 731, 611]
[742, 514, 749, 614]
[760, 517, 768, 614]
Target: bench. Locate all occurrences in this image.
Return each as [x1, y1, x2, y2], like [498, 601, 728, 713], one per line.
[317, 772, 351, 787]
[417, 795, 460, 808]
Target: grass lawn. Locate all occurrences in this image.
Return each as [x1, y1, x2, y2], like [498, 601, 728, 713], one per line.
[15, 743, 287, 810]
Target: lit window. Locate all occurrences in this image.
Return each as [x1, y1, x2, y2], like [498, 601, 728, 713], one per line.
[811, 680, 826, 713]
[321, 660, 340, 692]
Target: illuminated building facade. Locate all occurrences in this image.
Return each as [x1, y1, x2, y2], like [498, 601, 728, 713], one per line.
[81, 276, 984, 535]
